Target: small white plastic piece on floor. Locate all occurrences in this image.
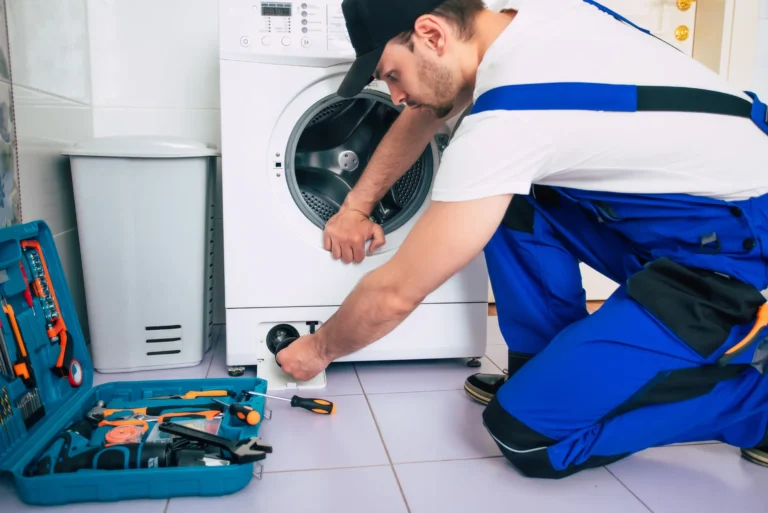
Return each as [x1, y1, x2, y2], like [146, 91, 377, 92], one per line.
[257, 357, 327, 391]
[253, 462, 264, 480]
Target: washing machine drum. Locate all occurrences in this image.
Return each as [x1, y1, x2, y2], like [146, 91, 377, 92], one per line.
[286, 92, 435, 234]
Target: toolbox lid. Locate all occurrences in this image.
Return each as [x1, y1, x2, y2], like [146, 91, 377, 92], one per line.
[0, 221, 94, 471]
[62, 135, 220, 158]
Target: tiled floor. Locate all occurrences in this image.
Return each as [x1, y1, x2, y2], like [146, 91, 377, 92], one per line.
[3, 319, 768, 512]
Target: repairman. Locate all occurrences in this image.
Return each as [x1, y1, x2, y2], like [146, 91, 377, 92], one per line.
[276, 0, 768, 478]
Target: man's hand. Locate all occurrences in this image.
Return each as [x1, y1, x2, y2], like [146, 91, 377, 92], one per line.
[275, 334, 331, 382]
[324, 206, 386, 263]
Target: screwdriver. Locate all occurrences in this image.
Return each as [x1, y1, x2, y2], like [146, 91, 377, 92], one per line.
[212, 398, 261, 425]
[244, 391, 336, 415]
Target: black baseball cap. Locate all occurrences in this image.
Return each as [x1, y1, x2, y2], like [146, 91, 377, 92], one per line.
[338, 0, 446, 98]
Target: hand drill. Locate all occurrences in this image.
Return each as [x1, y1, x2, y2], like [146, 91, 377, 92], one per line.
[27, 419, 172, 476]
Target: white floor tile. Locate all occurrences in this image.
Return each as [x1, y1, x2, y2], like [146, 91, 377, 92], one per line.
[368, 390, 501, 464]
[257, 394, 389, 472]
[396, 458, 650, 513]
[607, 444, 768, 513]
[167, 466, 408, 513]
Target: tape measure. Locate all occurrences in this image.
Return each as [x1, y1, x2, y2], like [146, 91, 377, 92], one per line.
[105, 425, 143, 445]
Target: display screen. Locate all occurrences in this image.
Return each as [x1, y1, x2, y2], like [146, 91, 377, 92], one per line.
[262, 3, 292, 16]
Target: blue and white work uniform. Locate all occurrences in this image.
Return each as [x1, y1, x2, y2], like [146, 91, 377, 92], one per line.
[433, 0, 768, 477]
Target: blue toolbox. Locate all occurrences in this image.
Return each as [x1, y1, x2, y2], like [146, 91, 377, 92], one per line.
[0, 220, 271, 506]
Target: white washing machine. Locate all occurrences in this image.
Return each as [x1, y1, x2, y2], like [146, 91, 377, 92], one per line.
[219, 0, 489, 390]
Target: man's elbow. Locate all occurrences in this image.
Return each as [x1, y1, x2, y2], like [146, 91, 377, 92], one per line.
[364, 271, 423, 319]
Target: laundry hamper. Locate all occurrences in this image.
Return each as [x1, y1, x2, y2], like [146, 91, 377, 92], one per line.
[63, 136, 219, 372]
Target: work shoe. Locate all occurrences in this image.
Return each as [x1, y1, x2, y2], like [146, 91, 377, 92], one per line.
[741, 447, 768, 467]
[464, 351, 532, 405]
[464, 371, 507, 405]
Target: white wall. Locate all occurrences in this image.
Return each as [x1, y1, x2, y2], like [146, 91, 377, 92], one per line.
[755, 0, 768, 98]
[7, 0, 93, 338]
[86, 0, 225, 323]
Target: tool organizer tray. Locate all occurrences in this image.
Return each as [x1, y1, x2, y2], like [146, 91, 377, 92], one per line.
[0, 221, 270, 506]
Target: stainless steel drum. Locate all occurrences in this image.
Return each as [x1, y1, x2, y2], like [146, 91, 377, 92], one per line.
[285, 91, 435, 234]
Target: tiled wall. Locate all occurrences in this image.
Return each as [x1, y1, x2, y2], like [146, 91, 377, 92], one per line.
[755, 0, 768, 98]
[6, 0, 93, 338]
[86, 0, 225, 324]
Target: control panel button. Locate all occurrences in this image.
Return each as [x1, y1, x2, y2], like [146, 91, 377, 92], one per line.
[240, 36, 251, 47]
[301, 37, 311, 48]
[281, 36, 292, 46]
[261, 36, 271, 46]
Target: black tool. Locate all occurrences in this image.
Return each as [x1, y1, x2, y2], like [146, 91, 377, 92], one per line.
[88, 400, 227, 423]
[27, 419, 238, 476]
[157, 422, 272, 463]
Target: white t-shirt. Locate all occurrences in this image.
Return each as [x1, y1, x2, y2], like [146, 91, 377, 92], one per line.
[431, 0, 768, 203]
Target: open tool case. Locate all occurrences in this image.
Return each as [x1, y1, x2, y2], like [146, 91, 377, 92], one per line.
[0, 221, 271, 506]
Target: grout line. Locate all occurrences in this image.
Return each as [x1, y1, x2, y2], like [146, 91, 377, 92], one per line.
[355, 365, 412, 513]
[605, 467, 654, 513]
[394, 455, 505, 466]
[12, 84, 91, 107]
[263, 463, 392, 475]
[163, 499, 171, 513]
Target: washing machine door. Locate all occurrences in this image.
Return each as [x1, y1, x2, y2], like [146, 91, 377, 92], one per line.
[268, 71, 447, 253]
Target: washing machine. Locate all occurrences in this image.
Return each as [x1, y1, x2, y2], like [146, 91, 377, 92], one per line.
[219, 0, 489, 389]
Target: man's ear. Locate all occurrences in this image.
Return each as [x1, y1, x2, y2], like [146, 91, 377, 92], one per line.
[413, 15, 447, 55]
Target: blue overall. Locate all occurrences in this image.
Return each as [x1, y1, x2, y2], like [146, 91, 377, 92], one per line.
[477, 0, 768, 478]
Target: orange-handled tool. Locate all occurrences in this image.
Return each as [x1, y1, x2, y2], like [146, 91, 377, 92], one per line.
[2, 298, 35, 388]
[212, 398, 261, 425]
[718, 303, 768, 365]
[245, 391, 336, 415]
[149, 390, 236, 400]
[98, 409, 223, 431]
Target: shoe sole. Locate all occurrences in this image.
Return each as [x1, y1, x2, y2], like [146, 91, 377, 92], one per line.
[741, 448, 768, 467]
[464, 382, 492, 405]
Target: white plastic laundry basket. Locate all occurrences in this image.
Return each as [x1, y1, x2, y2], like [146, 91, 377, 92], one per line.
[64, 136, 219, 373]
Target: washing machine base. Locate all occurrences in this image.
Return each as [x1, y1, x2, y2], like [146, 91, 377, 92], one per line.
[225, 302, 488, 391]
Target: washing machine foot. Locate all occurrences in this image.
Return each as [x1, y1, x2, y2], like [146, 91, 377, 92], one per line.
[228, 365, 246, 377]
[467, 357, 482, 368]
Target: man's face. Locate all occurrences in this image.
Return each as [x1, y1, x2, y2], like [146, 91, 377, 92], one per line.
[373, 34, 462, 119]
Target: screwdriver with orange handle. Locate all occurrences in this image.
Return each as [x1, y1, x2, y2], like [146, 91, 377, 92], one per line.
[244, 390, 336, 415]
[212, 398, 261, 425]
[98, 409, 223, 432]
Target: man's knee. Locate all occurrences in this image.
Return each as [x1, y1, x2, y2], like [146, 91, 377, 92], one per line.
[483, 395, 627, 479]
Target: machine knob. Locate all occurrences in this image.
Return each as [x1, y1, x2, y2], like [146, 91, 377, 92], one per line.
[301, 37, 311, 48]
[240, 36, 251, 47]
[282, 36, 292, 46]
[261, 36, 271, 46]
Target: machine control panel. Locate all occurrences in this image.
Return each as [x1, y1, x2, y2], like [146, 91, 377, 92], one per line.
[220, 0, 355, 63]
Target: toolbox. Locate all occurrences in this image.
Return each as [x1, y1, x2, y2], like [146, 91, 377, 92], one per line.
[0, 220, 271, 506]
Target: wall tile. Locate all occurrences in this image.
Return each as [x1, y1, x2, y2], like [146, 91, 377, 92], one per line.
[92, 107, 220, 147]
[6, 0, 90, 103]
[0, 80, 16, 226]
[0, 1, 11, 85]
[760, 0, 768, 20]
[88, 0, 219, 109]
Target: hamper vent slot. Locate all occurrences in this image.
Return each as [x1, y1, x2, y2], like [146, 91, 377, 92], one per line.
[146, 337, 182, 343]
[147, 350, 181, 356]
[146, 325, 181, 331]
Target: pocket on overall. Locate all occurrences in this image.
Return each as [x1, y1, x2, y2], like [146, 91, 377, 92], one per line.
[626, 257, 766, 360]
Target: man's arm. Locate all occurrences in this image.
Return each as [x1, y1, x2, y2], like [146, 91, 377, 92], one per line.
[278, 193, 512, 379]
[324, 100, 471, 263]
[344, 102, 468, 214]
